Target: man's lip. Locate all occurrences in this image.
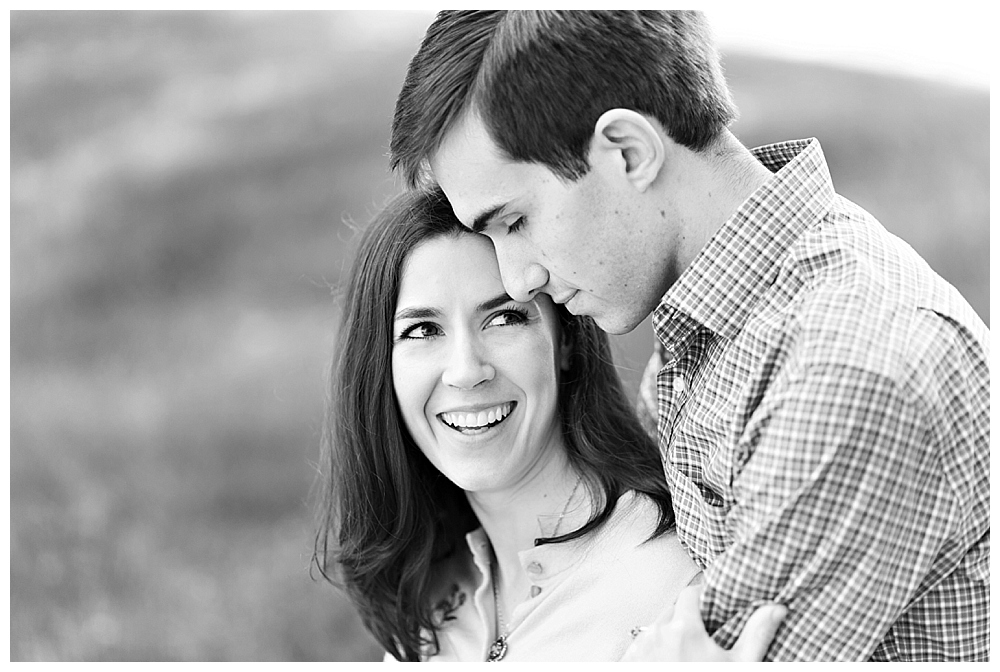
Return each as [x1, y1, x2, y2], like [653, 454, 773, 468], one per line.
[553, 290, 578, 305]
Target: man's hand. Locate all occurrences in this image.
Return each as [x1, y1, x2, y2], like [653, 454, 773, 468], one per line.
[620, 583, 787, 661]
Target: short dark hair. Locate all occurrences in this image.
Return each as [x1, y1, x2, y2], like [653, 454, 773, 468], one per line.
[391, 10, 737, 187]
[313, 188, 673, 661]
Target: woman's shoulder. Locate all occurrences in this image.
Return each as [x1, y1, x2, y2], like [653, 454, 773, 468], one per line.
[602, 491, 699, 570]
[584, 491, 702, 609]
[607, 490, 670, 537]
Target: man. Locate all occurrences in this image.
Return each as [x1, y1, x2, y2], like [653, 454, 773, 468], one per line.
[388, 10, 989, 661]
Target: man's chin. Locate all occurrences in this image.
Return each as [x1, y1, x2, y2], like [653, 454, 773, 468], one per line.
[564, 296, 648, 334]
[591, 312, 645, 335]
[599, 322, 638, 336]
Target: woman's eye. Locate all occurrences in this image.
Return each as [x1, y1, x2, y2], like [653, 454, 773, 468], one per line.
[399, 323, 440, 340]
[507, 216, 525, 234]
[487, 309, 529, 328]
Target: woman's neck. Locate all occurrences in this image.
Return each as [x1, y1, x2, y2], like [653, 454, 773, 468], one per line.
[465, 448, 589, 618]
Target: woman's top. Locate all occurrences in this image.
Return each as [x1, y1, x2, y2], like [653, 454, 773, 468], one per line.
[419, 490, 702, 661]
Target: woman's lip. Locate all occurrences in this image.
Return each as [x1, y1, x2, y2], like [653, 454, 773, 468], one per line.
[438, 401, 515, 414]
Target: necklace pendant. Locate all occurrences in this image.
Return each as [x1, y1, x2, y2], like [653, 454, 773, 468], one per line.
[487, 635, 508, 662]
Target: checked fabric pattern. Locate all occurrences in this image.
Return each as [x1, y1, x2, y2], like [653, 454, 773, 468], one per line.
[637, 139, 990, 661]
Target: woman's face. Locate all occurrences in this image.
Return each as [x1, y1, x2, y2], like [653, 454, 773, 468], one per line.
[392, 233, 569, 494]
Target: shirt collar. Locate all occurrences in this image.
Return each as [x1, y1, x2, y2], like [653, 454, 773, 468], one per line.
[464, 518, 584, 585]
[463, 492, 646, 584]
[653, 138, 835, 347]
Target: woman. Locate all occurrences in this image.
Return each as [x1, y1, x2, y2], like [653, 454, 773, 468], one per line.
[314, 188, 782, 661]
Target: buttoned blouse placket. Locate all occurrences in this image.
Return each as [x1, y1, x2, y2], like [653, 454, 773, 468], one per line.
[474, 534, 577, 660]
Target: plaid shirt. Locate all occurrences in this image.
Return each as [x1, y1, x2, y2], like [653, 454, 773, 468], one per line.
[637, 138, 990, 661]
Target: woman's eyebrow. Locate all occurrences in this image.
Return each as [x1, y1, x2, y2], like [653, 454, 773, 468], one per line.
[394, 306, 440, 321]
[394, 294, 515, 322]
[477, 293, 515, 313]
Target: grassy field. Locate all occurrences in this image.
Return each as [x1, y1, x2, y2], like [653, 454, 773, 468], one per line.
[10, 11, 989, 662]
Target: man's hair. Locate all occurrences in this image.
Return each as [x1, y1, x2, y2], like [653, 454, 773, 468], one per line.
[313, 187, 673, 661]
[391, 10, 737, 188]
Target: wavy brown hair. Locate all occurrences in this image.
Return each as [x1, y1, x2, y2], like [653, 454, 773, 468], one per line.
[313, 187, 672, 661]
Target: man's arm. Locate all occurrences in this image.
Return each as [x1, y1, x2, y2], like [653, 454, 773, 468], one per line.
[702, 351, 988, 660]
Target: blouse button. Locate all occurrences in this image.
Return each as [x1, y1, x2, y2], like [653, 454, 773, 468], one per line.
[526, 561, 543, 575]
[530, 585, 542, 598]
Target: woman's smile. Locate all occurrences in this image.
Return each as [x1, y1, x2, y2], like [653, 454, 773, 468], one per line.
[438, 401, 516, 434]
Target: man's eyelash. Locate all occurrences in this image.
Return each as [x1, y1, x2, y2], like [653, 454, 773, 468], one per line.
[507, 216, 525, 234]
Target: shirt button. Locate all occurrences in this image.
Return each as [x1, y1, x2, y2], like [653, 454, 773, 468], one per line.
[526, 561, 543, 575]
[530, 585, 542, 598]
[675, 377, 687, 393]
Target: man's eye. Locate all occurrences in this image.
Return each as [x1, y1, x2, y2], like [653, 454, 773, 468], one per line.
[507, 216, 525, 234]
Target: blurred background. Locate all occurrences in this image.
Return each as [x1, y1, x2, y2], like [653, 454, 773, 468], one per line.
[9, 10, 989, 662]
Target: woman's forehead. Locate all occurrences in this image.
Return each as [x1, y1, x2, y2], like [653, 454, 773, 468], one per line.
[397, 234, 504, 307]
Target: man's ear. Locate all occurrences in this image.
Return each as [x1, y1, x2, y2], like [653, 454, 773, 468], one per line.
[590, 109, 665, 192]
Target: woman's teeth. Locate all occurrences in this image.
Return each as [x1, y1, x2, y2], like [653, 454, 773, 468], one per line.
[440, 402, 514, 431]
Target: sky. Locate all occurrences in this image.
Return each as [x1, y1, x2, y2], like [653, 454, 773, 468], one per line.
[10, 5, 991, 90]
[703, 5, 991, 90]
[368, 7, 990, 91]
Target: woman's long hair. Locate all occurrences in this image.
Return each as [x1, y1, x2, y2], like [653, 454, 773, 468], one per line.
[313, 188, 672, 661]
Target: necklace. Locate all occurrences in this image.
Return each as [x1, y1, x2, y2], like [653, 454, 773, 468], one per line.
[486, 474, 583, 662]
[487, 575, 509, 662]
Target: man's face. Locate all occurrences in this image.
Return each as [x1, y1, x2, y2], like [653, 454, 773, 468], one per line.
[430, 113, 669, 335]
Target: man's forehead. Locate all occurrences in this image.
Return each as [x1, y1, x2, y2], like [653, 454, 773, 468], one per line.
[430, 130, 509, 228]
[431, 112, 495, 171]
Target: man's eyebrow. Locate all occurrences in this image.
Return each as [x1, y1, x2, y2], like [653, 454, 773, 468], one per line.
[394, 306, 440, 321]
[471, 204, 506, 234]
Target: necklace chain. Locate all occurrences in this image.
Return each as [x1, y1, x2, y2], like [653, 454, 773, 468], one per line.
[551, 474, 582, 538]
[486, 474, 583, 662]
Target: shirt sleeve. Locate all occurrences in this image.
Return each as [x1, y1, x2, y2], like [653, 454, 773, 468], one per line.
[699, 359, 978, 661]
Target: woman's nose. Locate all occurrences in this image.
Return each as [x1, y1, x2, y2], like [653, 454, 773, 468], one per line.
[440, 335, 495, 389]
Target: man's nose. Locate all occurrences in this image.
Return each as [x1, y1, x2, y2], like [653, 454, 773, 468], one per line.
[441, 334, 495, 390]
[493, 241, 549, 302]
